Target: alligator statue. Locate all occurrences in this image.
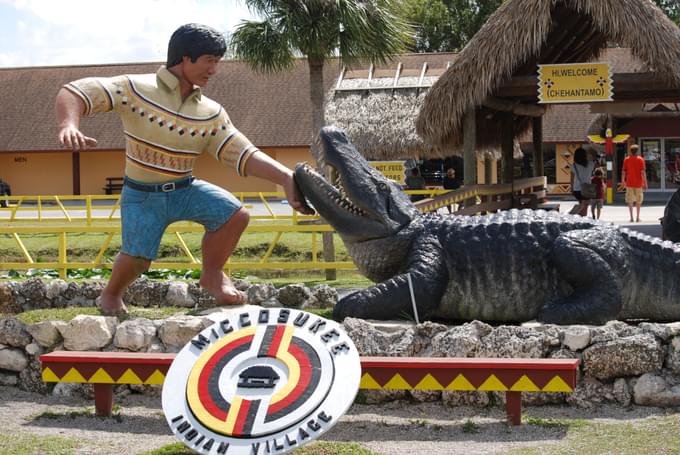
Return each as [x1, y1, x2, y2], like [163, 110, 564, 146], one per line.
[294, 126, 680, 325]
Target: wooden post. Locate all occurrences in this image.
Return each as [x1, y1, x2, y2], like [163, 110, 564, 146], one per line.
[501, 112, 515, 184]
[505, 391, 522, 425]
[72, 151, 81, 195]
[94, 383, 113, 416]
[484, 158, 494, 185]
[463, 109, 477, 186]
[532, 116, 544, 177]
[463, 109, 477, 208]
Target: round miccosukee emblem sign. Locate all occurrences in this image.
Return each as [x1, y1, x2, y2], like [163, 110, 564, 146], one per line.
[162, 307, 361, 455]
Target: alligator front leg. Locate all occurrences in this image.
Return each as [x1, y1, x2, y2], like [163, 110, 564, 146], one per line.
[538, 229, 624, 325]
[334, 236, 447, 321]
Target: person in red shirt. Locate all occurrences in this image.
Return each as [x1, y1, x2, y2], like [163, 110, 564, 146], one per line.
[621, 144, 647, 222]
[590, 168, 606, 219]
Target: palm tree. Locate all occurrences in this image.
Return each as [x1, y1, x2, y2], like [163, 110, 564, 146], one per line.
[231, 0, 412, 280]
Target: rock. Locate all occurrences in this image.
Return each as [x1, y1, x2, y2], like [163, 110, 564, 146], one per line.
[164, 282, 195, 308]
[114, 318, 157, 351]
[566, 377, 613, 408]
[613, 378, 632, 406]
[0, 281, 21, 313]
[158, 315, 212, 351]
[582, 333, 663, 381]
[52, 382, 86, 398]
[409, 390, 442, 402]
[639, 322, 675, 341]
[589, 321, 638, 344]
[26, 320, 66, 348]
[303, 284, 338, 309]
[343, 318, 411, 356]
[45, 279, 68, 299]
[188, 283, 216, 308]
[0, 317, 32, 347]
[24, 343, 42, 356]
[79, 280, 106, 299]
[18, 278, 48, 310]
[562, 325, 591, 351]
[0, 371, 18, 386]
[357, 390, 408, 404]
[0, 347, 28, 371]
[247, 283, 278, 305]
[277, 284, 311, 308]
[425, 323, 485, 357]
[59, 315, 117, 351]
[124, 277, 167, 307]
[18, 357, 48, 393]
[442, 391, 490, 408]
[477, 325, 551, 358]
[633, 373, 680, 407]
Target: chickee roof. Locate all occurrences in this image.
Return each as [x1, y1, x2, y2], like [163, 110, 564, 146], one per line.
[416, 0, 680, 154]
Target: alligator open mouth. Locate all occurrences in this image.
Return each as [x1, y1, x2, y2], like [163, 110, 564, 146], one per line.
[294, 126, 417, 242]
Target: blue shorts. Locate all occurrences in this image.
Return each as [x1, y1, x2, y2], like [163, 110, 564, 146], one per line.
[120, 177, 242, 260]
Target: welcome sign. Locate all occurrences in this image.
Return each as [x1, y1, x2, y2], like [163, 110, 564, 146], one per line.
[538, 63, 613, 103]
[162, 308, 361, 455]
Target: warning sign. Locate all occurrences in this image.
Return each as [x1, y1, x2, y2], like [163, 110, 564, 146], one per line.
[538, 63, 612, 104]
[369, 161, 406, 184]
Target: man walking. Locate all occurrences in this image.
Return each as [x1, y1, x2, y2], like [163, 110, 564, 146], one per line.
[56, 24, 313, 315]
[621, 144, 647, 222]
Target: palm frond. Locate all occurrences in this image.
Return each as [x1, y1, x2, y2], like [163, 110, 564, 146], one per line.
[230, 20, 295, 74]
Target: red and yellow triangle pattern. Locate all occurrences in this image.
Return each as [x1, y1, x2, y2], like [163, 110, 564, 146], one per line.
[42, 363, 169, 385]
[359, 368, 575, 392]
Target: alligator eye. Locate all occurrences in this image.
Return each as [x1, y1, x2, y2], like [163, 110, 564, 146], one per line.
[378, 182, 388, 191]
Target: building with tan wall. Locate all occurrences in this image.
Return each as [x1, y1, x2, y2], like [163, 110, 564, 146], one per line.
[2, 50, 679, 197]
[0, 59, 339, 196]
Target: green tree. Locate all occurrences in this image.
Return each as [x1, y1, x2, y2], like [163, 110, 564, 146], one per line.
[231, 0, 412, 279]
[401, 0, 502, 52]
[654, 0, 680, 25]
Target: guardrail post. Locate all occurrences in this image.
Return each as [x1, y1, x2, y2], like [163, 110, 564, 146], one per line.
[58, 232, 67, 279]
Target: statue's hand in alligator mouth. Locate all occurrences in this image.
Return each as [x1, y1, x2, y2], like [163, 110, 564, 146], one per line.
[290, 172, 315, 215]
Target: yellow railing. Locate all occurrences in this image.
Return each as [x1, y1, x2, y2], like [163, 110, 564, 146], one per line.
[0, 222, 355, 279]
[0, 192, 320, 224]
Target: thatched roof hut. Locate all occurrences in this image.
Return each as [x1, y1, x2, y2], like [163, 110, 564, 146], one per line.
[416, 0, 680, 153]
[325, 54, 457, 160]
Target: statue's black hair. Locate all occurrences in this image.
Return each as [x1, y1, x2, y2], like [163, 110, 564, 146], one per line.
[166, 23, 226, 67]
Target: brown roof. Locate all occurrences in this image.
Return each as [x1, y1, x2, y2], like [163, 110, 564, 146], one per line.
[0, 48, 651, 155]
[0, 59, 342, 152]
[416, 0, 680, 153]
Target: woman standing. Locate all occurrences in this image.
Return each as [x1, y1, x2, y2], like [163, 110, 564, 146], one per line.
[570, 148, 596, 216]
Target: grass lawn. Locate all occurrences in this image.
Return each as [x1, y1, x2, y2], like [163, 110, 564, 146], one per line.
[0, 231, 351, 264]
[506, 413, 680, 454]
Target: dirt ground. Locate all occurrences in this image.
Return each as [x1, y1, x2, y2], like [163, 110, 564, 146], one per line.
[1, 385, 678, 455]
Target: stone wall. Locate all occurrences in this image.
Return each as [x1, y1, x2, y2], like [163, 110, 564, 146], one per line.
[1, 279, 680, 409]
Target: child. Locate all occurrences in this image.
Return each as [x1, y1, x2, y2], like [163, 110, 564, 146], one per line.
[590, 168, 606, 219]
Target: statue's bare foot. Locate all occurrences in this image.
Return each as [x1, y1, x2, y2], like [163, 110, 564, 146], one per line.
[200, 272, 248, 305]
[97, 294, 128, 316]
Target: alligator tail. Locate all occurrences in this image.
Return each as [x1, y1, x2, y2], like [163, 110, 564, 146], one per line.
[618, 227, 680, 320]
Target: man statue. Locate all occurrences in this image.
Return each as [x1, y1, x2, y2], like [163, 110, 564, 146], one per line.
[55, 23, 313, 315]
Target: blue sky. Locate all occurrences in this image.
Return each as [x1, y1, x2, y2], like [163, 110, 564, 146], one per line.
[0, 0, 257, 67]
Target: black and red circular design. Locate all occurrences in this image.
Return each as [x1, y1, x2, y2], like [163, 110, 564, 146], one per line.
[163, 308, 360, 455]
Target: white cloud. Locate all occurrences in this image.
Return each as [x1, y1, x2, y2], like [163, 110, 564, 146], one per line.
[0, 0, 256, 67]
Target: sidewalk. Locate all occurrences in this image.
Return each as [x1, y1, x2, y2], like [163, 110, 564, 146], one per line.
[558, 200, 665, 238]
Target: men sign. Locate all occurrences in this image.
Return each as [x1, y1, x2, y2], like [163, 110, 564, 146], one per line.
[162, 307, 361, 454]
[538, 63, 613, 104]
